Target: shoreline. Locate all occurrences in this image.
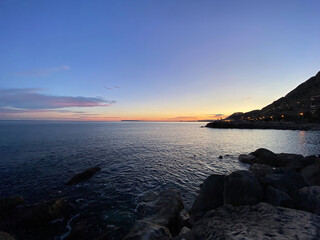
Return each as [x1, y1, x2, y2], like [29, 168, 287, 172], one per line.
[125, 148, 320, 239]
[205, 120, 320, 131]
[1, 148, 320, 239]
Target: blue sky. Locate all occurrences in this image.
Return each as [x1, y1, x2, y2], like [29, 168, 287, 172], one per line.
[1, 0, 320, 120]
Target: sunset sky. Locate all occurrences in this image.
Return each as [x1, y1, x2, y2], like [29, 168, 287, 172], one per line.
[1, 0, 320, 121]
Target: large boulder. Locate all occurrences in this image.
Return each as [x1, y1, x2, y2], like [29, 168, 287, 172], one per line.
[149, 190, 184, 235]
[224, 171, 263, 206]
[238, 154, 256, 164]
[294, 186, 320, 215]
[250, 148, 279, 167]
[249, 163, 278, 180]
[125, 189, 184, 239]
[276, 153, 305, 170]
[0, 198, 74, 240]
[260, 168, 307, 195]
[190, 174, 225, 222]
[264, 186, 295, 208]
[66, 167, 101, 185]
[174, 203, 320, 240]
[124, 220, 171, 240]
[301, 160, 320, 186]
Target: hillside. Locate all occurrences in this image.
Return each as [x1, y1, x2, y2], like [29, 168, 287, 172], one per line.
[227, 71, 320, 122]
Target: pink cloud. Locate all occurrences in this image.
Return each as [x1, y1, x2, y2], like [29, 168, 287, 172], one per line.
[0, 88, 116, 112]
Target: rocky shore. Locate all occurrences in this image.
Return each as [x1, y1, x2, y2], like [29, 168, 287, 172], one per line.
[205, 120, 320, 131]
[125, 148, 320, 240]
[1, 150, 320, 239]
[0, 167, 117, 240]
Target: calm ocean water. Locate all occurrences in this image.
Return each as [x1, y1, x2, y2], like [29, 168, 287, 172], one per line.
[0, 121, 320, 234]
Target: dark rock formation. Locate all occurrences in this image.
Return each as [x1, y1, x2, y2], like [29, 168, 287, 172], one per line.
[189, 174, 224, 223]
[264, 186, 295, 208]
[0, 198, 74, 240]
[249, 163, 278, 180]
[124, 220, 171, 240]
[224, 170, 263, 206]
[276, 153, 305, 170]
[0, 196, 23, 217]
[239, 149, 320, 173]
[0, 231, 15, 240]
[301, 160, 320, 186]
[260, 168, 307, 195]
[238, 154, 256, 164]
[66, 167, 101, 185]
[174, 203, 320, 240]
[251, 148, 279, 166]
[177, 209, 190, 230]
[124, 189, 184, 240]
[294, 186, 320, 215]
[205, 120, 320, 131]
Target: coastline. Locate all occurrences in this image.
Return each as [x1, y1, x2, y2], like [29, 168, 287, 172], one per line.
[125, 148, 320, 240]
[1, 148, 320, 239]
[205, 120, 320, 131]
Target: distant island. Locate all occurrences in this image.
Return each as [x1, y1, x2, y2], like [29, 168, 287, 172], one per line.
[121, 120, 144, 122]
[207, 71, 320, 131]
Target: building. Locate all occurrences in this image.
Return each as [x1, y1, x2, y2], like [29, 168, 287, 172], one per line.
[311, 95, 320, 114]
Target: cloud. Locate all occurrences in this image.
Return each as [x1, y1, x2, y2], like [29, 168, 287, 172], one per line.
[205, 113, 224, 117]
[14, 66, 70, 77]
[0, 88, 115, 113]
[102, 85, 120, 90]
[102, 86, 112, 90]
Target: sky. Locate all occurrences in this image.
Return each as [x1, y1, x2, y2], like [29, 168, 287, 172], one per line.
[1, 0, 320, 121]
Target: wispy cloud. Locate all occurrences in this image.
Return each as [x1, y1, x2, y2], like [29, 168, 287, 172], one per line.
[102, 85, 120, 90]
[0, 88, 115, 114]
[13, 65, 70, 77]
[102, 86, 112, 90]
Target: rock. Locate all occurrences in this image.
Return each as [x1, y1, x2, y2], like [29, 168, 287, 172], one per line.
[0, 196, 23, 217]
[224, 170, 263, 206]
[21, 198, 73, 226]
[125, 189, 184, 239]
[66, 213, 108, 240]
[190, 175, 224, 222]
[261, 168, 307, 195]
[294, 186, 320, 215]
[177, 209, 190, 230]
[66, 167, 101, 185]
[264, 186, 295, 208]
[301, 160, 320, 186]
[251, 148, 279, 167]
[218, 155, 223, 159]
[178, 226, 190, 236]
[276, 153, 305, 170]
[123, 220, 171, 240]
[150, 190, 184, 235]
[0, 232, 15, 240]
[0, 198, 74, 240]
[249, 163, 278, 180]
[238, 154, 256, 164]
[174, 203, 320, 240]
[302, 155, 319, 168]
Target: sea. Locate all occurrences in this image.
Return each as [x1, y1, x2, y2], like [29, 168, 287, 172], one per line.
[0, 121, 319, 237]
